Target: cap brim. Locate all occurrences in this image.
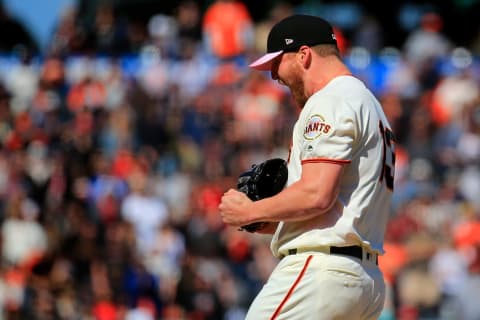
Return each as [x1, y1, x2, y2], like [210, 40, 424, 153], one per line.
[249, 50, 283, 71]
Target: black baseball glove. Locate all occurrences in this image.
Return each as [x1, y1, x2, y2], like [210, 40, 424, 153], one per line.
[237, 158, 288, 232]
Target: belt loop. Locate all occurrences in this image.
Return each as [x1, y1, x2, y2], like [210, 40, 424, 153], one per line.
[364, 249, 378, 265]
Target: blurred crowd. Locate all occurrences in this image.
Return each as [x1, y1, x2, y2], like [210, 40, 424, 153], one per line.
[0, 0, 479, 319]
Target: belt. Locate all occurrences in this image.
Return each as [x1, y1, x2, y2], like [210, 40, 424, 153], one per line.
[285, 245, 378, 265]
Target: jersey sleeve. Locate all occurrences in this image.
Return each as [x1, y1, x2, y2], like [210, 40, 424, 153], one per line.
[300, 95, 356, 164]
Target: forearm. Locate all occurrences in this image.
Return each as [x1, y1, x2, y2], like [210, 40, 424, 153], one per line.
[219, 162, 343, 228]
[250, 179, 338, 223]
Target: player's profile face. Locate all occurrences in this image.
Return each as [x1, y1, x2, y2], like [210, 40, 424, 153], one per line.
[270, 55, 283, 83]
[272, 52, 306, 107]
[271, 52, 294, 85]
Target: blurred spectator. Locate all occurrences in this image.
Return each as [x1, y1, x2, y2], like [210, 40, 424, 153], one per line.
[122, 254, 162, 317]
[352, 14, 383, 54]
[430, 68, 479, 127]
[154, 168, 193, 224]
[136, 49, 170, 99]
[1, 190, 47, 268]
[0, 3, 38, 53]
[231, 70, 285, 143]
[429, 237, 469, 303]
[66, 59, 107, 112]
[121, 167, 169, 257]
[4, 49, 38, 115]
[144, 224, 186, 309]
[403, 11, 452, 67]
[174, 0, 202, 43]
[98, 104, 135, 158]
[48, 5, 87, 55]
[84, 3, 130, 55]
[91, 299, 120, 320]
[147, 14, 178, 59]
[396, 261, 442, 319]
[381, 52, 421, 100]
[87, 151, 129, 223]
[252, 1, 293, 55]
[175, 255, 225, 319]
[126, 20, 149, 54]
[450, 244, 480, 320]
[169, 39, 213, 102]
[202, 0, 255, 60]
[148, 224, 186, 281]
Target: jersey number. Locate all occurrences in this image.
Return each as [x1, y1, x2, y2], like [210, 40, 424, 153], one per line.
[379, 121, 395, 190]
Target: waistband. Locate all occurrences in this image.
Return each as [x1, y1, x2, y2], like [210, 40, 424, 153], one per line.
[282, 245, 378, 265]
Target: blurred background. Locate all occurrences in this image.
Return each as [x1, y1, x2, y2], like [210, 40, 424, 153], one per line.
[0, 0, 479, 319]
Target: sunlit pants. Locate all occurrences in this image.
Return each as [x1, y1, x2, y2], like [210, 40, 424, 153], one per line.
[245, 251, 385, 320]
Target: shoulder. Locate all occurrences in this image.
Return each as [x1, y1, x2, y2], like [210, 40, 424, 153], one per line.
[327, 76, 367, 95]
[304, 77, 360, 113]
[312, 76, 377, 113]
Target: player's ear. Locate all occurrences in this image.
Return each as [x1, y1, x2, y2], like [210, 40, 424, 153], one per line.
[297, 45, 311, 68]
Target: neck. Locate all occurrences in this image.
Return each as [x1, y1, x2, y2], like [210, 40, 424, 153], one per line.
[304, 56, 352, 97]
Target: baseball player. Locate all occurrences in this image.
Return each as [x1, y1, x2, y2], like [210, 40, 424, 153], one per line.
[219, 14, 395, 319]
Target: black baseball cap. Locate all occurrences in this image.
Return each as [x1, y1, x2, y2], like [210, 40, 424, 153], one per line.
[249, 14, 337, 71]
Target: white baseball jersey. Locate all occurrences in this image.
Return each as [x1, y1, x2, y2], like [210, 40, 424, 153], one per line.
[271, 75, 395, 258]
